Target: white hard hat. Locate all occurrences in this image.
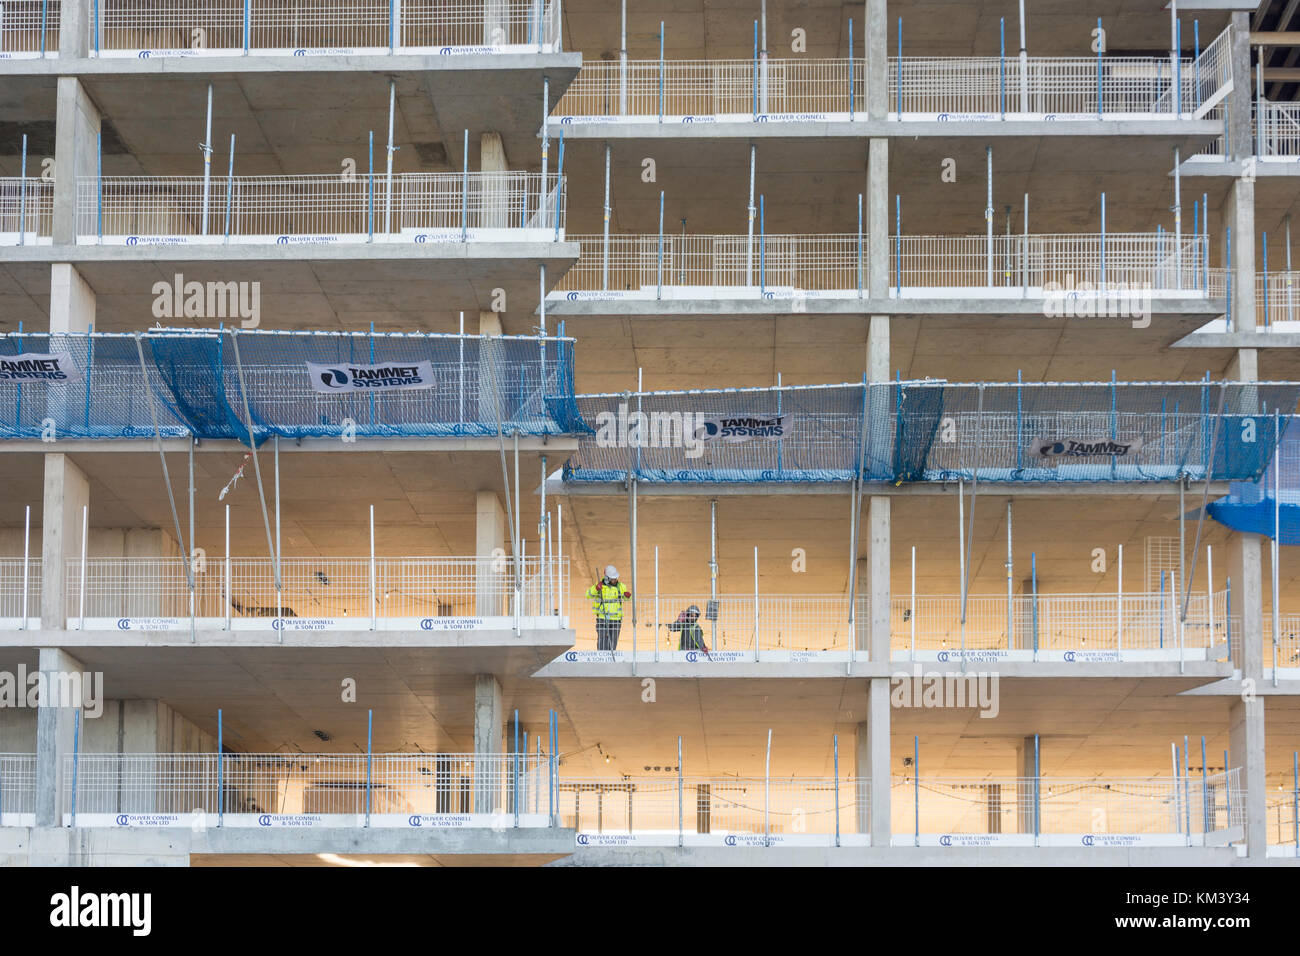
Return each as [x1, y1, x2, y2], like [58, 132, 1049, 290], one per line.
[605, 565, 619, 579]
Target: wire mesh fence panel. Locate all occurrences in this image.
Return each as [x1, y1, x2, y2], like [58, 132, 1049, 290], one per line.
[0, 557, 41, 621]
[560, 778, 868, 839]
[1269, 615, 1300, 670]
[1259, 102, 1300, 157]
[0, 0, 59, 54]
[92, 0, 561, 53]
[77, 173, 564, 240]
[893, 772, 1242, 839]
[64, 752, 553, 820]
[1268, 795, 1299, 849]
[1257, 272, 1300, 327]
[0, 753, 37, 819]
[65, 556, 568, 623]
[0, 178, 54, 241]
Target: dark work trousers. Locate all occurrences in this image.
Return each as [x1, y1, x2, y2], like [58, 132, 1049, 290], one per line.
[596, 619, 623, 650]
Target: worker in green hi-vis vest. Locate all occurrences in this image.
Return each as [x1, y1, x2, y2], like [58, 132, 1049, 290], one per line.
[586, 565, 631, 650]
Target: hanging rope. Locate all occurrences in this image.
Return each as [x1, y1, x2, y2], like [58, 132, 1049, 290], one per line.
[481, 335, 519, 590]
[226, 329, 282, 598]
[1181, 382, 1228, 622]
[219, 452, 252, 501]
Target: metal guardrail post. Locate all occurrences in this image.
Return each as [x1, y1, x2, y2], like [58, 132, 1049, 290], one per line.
[92, 0, 98, 56]
[1030, 552, 1038, 661]
[224, 134, 235, 244]
[365, 709, 372, 828]
[460, 129, 469, 243]
[1201, 735, 1209, 836]
[369, 504, 377, 632]
[1096, 19, 1102, 120]
[96, 132, 102, 244]
[848, 19, 854, 120]
[656, 190, 664, 299]
[18, 134, 26, 246]
[1117, 543, 1123, 652]
[243, 0, 250, 55]
[20, 506, 30, 630]
[1033, 733, 1040, 846]
[895, 194, 901, 295]
[763, 729, 771, 847]
[833, 734, 840, 848]
[896, 18, 902, 119]
[677, 736, 683, 847]
[217, 709, 224, 827]
[40, 0, 47, 57]
[658, 21, 664, 124]
[913, 736, 919, 846]
[857, 193, 864, 297]
[999, 18, 1006, 120]
[514, 710, 520, 828]
[70, 709, 81, 827]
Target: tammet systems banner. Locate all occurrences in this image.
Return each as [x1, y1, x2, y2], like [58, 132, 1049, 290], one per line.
[0, 352, 82, 384]
[305, 361, 436, 394]
[698, 414, 787, 442]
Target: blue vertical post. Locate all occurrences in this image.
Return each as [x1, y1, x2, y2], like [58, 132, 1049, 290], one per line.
[896, 18, 902, 118]
[1201, 735, 1209, 835]
[1099, 192, 1106, 288]
[848, 19, 855, 119]
[243, 0, 251, 55]
[833, 734, 840, 847]
[365, 709, 373, 827]
[367, 131, 375, 243]
[513, 709, 520, 828]
[461, 129, 469, 242]
[1033, 732, 1040, 845]
[554, 130, 565, 241]
[759, 194, 766, 294]
[1160, 570, 1166, 648]
[1096, 19, 1103, 119]
[999, 18, 1006, 120]
[96, 132, 103, 244]
[217, 709, 224, 826]
[658, 22, 665, 123]
[93, 0, 99, 55]
[83, 324, 94, 431]
[656, 189, 664, 298]
[895, 194, 901, 295]
[40, 0, 48, 57]
[1293, 751, 1298, 857]
[1031, 552, 1039, 658]
[1264, 234, 1270, 327]
[1183, 734, 1192, 842]
[857, 193, 864, 297]
[913, 735, 919, 846]
[389, 0, 396, 54]
[71, 709, 81, 826]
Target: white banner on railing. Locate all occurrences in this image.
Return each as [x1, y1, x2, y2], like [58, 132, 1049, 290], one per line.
[1028, 437, 1144, 458]
[306, 361, 436, 393]
[0, 352, 82, 384]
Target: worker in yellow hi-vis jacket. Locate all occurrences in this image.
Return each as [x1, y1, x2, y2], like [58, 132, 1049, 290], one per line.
[586, 565, 631, 651]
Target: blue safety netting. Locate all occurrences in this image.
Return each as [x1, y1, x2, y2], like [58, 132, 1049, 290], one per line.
[0, 330, 582, 443]
[1209, 414, 1300, 543]
[562, 380, 1300, 485]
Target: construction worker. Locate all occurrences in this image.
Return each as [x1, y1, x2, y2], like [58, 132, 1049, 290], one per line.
[587, 565, 631, 650]
[668, 605, 708, 653]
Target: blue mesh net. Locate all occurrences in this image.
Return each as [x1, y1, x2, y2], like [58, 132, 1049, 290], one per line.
[562, 380, 1300, 485]
[0, 329, 581, 443]
[1209, 414, 1300, 543]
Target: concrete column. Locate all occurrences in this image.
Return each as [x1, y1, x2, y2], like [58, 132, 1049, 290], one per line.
[867, 139, 889, 297]
[473, 674, 503, 814]
[49, 263, 96, 334]
[1220, 179, 1256, 332]
[478, 310, 504, 424]
[53, 78, 101, 246]
[865, 497, 890, 660]
[865, 0, 888, 120]
[58, 0, 92, 59]
[1226, 532, 1263, 678]
[80, 700, 215, 815]
[480, 132, 509, 229]
[476, 491, 507, 616]
[1015, 736, 1038, 835]
[34, 647, 86, 826]
[41, 454, 89, 629]
[1225, 12, 1253, 162]
[855, 678, 891, 843]
[1228, 695, 1266, 858]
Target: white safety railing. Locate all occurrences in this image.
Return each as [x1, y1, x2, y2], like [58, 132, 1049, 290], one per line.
[1269, 794, 1298, 852]
[1268, 614, 1300, 672]
[0, 753, 37, 824]
[63, 752, 556, 826]
[571, 593, 868, 656]
[555, 234, 864, 298]
[892, 771, 1243, 845]
[0, 557, 41, 625]
[555, 58, 866, 121]
[76, 172, 565, 243]
[0, 0, 58, 56]
[1258, 101, 1300, 158]
[0, 177, 54, 244]
[90, 0, 561, 56]
[892, 590, 1230, 659]
[560, 777, 869, 845]
[894, 234, 1209, 295]
[64, 555, 567, 630]
[1257, 272, 1300, 327]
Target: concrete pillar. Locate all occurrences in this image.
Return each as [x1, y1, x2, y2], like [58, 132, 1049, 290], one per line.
[58, 0, 92, 59]
[1015, 736, 1038, 835]
[1220, 179, 1256, 332]
[1228, 695, 1266, 858]
[1225, 12, 1253, 162]
[41, 454, 89, 629]
[476, 491, 507, 616]
[855, 678, 891, 843]
[473, 674, 503, 813]
[867, 139, 889, 298]
[1226, 532, 1263, 679]
[53, 78, 101, 245]
[865, 0, 888, 121]
[49, 263, 96, 334]
[480, 132, 509, 229]
[34, 647, 86, 826]
[865, 497, 890, 660]
[478, 310, 504, 424]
